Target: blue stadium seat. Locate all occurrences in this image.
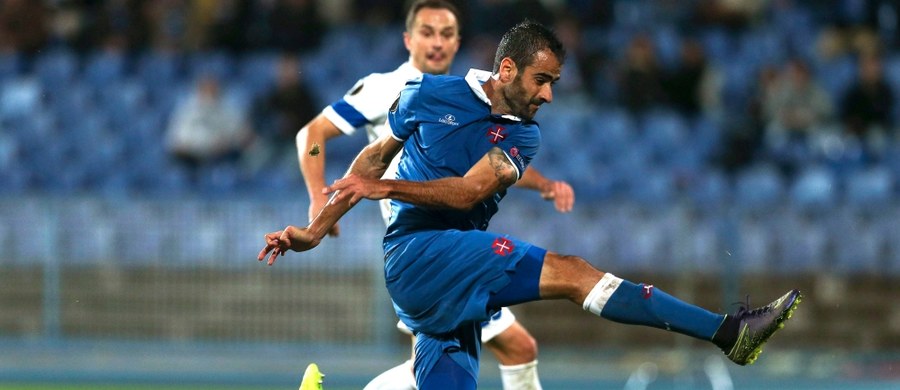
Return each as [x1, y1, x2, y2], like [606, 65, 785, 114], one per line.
[814, 55, 856, 102]
[0, 77, 42, 120]
[789, 165, 837, 212]
[738, 29, 787, 68]
[188, 51, 236, 81]
[845, 166, 894, 212]
[639, 109, 688, 163]
[625, 167, 675, 206]
[237, 52, 279, 99]
[0, 52, 20, 81]
[83, 50, 126, 88]
[136, 50, 183, 88]
[829, 208, 886, 274]
[734, 163, 786, 212]
[686, 168, 730, 209]
[32, 49, 78, 88]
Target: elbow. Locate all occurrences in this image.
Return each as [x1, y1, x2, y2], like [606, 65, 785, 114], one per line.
[454, 184, 492, 211]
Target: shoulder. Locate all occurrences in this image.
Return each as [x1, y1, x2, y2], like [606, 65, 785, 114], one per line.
[346, 63, 422, 100]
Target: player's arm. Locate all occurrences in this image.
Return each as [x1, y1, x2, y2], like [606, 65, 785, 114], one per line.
[327, 146, 518, 211]
[259, 133, 403, 265]
[515, 166, 575, 213]
[296, 113, 345, 236]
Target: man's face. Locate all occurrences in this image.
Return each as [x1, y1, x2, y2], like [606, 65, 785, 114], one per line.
[404, 8, 460, 75]
[502, 49, 561, 121]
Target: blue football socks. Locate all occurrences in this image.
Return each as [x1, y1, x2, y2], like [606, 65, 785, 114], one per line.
[585, 274, 725, 341]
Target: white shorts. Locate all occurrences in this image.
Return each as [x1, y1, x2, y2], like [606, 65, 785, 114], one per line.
[396, 307, 516, 343]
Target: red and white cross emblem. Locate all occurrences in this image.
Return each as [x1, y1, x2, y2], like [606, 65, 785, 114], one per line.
[487, 125, 506, 144]
[642, 284, 654, 299]
[492, 237, 515, 256]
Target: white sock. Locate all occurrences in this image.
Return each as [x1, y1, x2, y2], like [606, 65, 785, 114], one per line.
[582, 273, 623, 316]
[499, 360, 542, 390]
[363, 359, 417, 390]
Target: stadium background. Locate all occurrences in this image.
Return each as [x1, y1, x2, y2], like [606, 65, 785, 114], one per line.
[0, 0, 899, 389]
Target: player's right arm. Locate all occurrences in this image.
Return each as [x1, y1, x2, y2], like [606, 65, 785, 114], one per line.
[296, 113, 344, 236]
[259, 134, 403, 265]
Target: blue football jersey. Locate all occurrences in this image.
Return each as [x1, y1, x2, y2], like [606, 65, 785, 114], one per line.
[384, 70, 541, 236]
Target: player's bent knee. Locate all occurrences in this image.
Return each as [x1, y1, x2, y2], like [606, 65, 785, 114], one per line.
[540, 252, 604, 302]
[488, 322, 538, 363]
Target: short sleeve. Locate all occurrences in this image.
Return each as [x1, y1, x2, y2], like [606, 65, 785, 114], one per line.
[494, 122, 540, 180]
[323, 73, 400, 135]
[387, 78, 423, 141]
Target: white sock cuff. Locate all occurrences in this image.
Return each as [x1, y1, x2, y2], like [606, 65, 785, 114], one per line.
[498, 359, 538, 372]
[582, 273, 623, 315]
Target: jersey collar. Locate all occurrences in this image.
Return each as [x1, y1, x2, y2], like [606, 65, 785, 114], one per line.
[465, 68, 523, 122]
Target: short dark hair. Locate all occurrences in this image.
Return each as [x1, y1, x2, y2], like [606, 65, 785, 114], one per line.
[492, 21, 565, 73]
[405, 0, 462, 34]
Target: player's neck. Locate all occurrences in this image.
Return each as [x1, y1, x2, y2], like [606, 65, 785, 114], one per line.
[481, 79, 496, 107]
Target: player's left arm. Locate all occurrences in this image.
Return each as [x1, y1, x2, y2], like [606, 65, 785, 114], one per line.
[326, 146, 517, 211]
[515, 166, 574, 213]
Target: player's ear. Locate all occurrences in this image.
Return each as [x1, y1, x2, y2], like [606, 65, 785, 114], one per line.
[498, 57, 517, 83]
[403, 31, 412, 51]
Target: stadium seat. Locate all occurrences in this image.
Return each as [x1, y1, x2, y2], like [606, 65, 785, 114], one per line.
[733, 163, 786, 212]
[789, 165, 837, 212]
[845, 166, 895, 212]
[83, 50, 126, 89]
[686, 168, 730, 210]
[829, 208, 886, 274]
[0, 52, 20, 81]
[32, 49, 78, 88]
[0, 77, 42, 120]
[188, 51, 236, 81]
[625, 167, 675, 206]
[136, 50, 183, 89]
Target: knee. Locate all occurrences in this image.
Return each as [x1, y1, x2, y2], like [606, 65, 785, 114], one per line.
[488, 322, 538, 363]
[541, 252, 604, 302]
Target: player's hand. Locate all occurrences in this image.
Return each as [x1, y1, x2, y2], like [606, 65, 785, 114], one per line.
[324, 174, 388, 206]
[309, 194, 340, 237]
[540, 180, 574, 213]
[257, 225, 320, 266]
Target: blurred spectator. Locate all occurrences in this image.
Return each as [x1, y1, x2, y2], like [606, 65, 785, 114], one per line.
[717, 65, 778, 172]
[165, 75, 253, 180]
[247, 55, 318, 170]
[52, 0, 150, 54]
[662, 38, 722, 120]
[763, 58, 834, 175]
[0, 0, 48, 55]
[468, 0, 554, 40]
[618, 34, 665, 116]
[144, 0, 190, 52]
[840, 52, 894, 157]
[269, 0, 327, 55]
[692, 0, 770, 31]
[203, 0, 259, 53]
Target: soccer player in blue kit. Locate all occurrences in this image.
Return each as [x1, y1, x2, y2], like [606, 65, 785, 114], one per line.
[296, 2, 571, 388]
[262, 21, 801, 389]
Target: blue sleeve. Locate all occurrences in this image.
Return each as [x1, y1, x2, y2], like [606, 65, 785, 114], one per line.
[388, 78, 423, 141]
[496, 123, 540, 179]
[329, 99, 369, 128]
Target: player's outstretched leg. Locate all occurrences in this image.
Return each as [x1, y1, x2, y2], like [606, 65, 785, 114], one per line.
[299, 363, 325, 390]
[539, 252, 801, 366]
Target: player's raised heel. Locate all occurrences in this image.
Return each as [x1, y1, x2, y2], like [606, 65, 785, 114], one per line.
[724, 289, 802, 366]
[299, 363, 325, 390]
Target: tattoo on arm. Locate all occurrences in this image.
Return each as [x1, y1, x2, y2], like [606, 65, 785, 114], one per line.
[487, 148, 517, 188]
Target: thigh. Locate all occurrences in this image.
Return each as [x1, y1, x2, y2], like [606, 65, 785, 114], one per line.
[386, 230, 535, 335]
